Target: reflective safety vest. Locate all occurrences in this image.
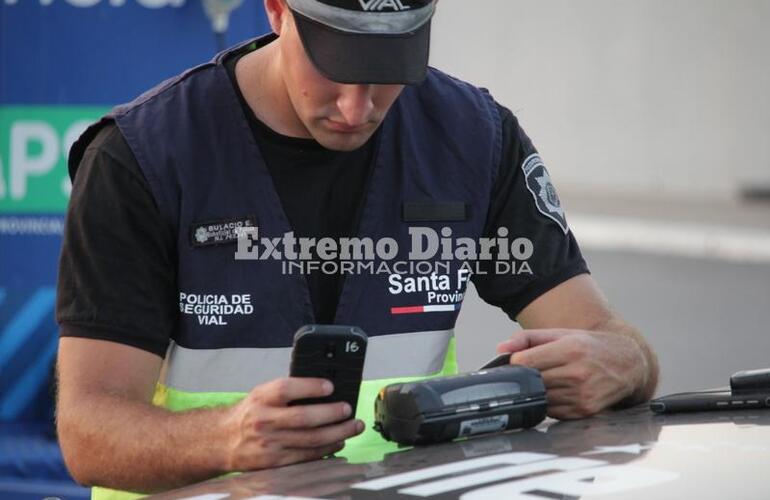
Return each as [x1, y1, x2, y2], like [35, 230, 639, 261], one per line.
[70, 35, 502, 500]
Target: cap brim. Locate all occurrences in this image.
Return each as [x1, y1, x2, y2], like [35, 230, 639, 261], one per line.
[292, 11, 431, 85]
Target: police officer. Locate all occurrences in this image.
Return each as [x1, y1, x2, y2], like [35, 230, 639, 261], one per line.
[55, 0, 659, 498]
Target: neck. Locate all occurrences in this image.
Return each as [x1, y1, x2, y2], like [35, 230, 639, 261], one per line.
[235, 41, 312, 139]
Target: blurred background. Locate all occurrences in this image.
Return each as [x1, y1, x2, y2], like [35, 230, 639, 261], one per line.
[0, 0, 768, 498]
[442, 0, 770, 394]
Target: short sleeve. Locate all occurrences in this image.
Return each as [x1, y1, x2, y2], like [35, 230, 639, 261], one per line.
[471, 105, 589, 321]
[56, 124, 177, 357]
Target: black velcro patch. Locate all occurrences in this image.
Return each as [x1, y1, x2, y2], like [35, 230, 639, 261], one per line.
[190, 215, 257, 247]
[402, 202, 468, 222]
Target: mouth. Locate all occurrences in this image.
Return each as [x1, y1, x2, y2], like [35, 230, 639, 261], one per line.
[323, 119, 371, 134]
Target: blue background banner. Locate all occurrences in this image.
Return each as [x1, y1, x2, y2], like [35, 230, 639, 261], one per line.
[0, 0, 270, 423]
[1, 1, 269, 492]
[1, 0, 269, 105]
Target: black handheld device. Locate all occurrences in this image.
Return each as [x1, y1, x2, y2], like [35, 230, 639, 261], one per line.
[374, 365, 547, 445]
[650, 389, 770, 414]
[478, 352, 513, 370]
[730, 368, 770, 394]
[289, 324, 367, 414]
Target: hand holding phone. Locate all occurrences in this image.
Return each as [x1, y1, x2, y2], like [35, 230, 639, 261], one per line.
[224, 376, 363, 471]
[289, 324, 368, 416]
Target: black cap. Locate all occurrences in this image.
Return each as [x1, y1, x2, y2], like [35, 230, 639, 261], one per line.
[285, 0, 436, 85]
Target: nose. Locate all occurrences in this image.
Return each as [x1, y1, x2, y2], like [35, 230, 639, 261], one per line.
[336, 84, 375, 127]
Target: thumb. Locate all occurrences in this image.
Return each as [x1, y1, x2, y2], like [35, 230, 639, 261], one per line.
[497, 329, 566, 354]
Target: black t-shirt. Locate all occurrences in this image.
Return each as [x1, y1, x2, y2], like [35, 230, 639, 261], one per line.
[56, 49, 589, 358]
[226, 52, 375, 326]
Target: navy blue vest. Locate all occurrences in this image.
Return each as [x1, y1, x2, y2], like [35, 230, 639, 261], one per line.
[70, 36, 502, 356]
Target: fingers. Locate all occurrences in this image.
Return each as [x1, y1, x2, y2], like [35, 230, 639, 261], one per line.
[248, 400, 354, 434]
[539, 365, 592, 390]
[278, 401, 353, 429]
[546, 387, 606, 420]
[545, 388, 579, 406]
[497, 329, 569, 355]
[547, 402, 599, 421]
[510, 342, 568, 372]
[278, 419, 364, 448]
[277, 423, 365, 465]
[260, 377, 333, 406]
[497, 334, 530, 354]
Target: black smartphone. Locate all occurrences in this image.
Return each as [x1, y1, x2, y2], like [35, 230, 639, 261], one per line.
[650, 389, 770, 414]
[289, 324, 368, 415]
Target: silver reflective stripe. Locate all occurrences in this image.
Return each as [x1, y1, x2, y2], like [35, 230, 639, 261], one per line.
[163, 343, 291, 393]
[285, 0, 435, 35]
[364, 329, 451, 379]
[162, 329, 453, 393]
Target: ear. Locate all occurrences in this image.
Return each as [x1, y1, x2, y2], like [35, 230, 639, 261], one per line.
[264, 0, 289, 35]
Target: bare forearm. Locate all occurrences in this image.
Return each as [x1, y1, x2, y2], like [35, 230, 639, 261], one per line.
[595, 316, 659, 405]
[58, 392, 233, 493]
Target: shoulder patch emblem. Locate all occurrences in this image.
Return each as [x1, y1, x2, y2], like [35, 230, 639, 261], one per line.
[522, 153, 569, 234]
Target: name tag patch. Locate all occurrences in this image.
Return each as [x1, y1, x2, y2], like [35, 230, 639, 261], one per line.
[190, 216, 257, 247]
[402, 201, 468, 222]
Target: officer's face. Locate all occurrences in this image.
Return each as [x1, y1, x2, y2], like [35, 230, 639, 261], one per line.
[279, 11, 405, 151]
